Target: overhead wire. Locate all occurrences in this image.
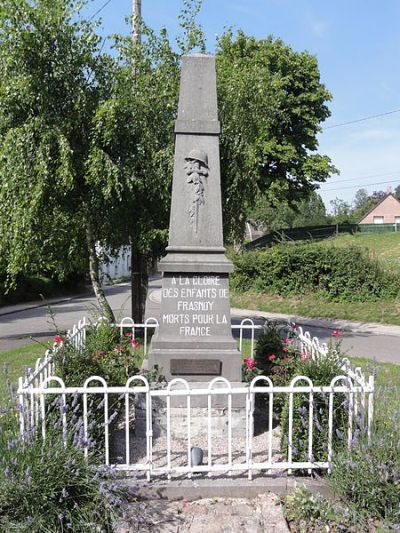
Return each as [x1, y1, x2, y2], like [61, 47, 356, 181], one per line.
[89, 0, 114, 21]
[322, 170, 400, 185]
[322, 108, 400, 130]
[322, 179, 399, 192]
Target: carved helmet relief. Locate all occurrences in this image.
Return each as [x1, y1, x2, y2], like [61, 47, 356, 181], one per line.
[184, 149, 209, 234]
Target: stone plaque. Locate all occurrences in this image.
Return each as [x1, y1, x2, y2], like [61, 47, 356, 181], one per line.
[170, 359, 221, 375]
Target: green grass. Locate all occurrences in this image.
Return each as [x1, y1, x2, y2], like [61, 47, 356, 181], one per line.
[0, 342, 49, 405]
[350, 356, 400, 420]
[317, 231, 400, 275]
[231, 291, 400, 325]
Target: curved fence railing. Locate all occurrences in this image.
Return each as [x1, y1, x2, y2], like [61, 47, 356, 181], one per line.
[17, 316, 374, 479]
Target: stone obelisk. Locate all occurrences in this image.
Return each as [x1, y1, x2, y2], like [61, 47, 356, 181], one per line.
[148, 54, 242, 382]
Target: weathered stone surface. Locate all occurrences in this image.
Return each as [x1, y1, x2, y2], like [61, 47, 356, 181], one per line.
[148, 54, 242, 382]
[115, 493, 290, 533]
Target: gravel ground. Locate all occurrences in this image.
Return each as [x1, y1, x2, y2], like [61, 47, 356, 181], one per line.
[111, 425, 283, 475]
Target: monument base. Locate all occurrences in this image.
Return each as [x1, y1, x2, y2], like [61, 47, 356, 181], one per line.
[135, 381, 248, 438]
[147, 347, 243, 382]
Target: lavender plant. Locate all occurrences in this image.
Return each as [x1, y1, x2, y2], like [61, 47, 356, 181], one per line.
[329, 380, 400, 526]
[280, 353, 348, 463]
[0, 370, 135, 531]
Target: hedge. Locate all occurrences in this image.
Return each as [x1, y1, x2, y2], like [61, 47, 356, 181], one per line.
[230, 243, 400, 303]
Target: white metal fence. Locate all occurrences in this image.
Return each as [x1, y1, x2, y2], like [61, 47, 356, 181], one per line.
[17, 317, 374, 480]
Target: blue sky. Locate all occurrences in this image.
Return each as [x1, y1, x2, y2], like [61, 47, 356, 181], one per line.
[84, 0, 400, 210]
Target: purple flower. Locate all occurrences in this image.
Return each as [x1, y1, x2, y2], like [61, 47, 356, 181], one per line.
[335, 428, 344, 440]
[107, 411, 119, 426]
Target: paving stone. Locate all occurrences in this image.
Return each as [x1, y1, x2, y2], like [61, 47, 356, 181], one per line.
[117, 492, 289, 532]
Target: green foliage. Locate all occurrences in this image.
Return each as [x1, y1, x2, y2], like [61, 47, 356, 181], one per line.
[329, 197, 353, 224]
[280, 353, 347, 463]
[250, 191, 328, 232]
[254, 321, 298, 378]
[216, 31, 336, 241]
[231, 243, 400, 302]
[252, 321, 300, 412]
[56, 322, 142, 386]
[55, 322, 141, 386]
[285, 486, 336, 524]
[0, 272, 84, 306]
[284, 486, 371, 531]
[0, 0, 336, 320]
[329, 382, 400, 524]
[0, 0, 102, 284]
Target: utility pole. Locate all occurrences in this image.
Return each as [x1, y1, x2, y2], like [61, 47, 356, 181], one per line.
[132, 0, 141, 44]
[130, 0, 146, 323]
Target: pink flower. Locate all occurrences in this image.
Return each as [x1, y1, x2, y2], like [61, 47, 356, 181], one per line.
[331, 330, 341, 337]
[268, 353, 277, 362]
[300, 351, 309, 361]
[282, 346, 288, 353]
[54, 335, 64, 343]
[124, 332, 133, 338]
[244, 358, 255, 370]
[130, 339, 140, 349]
[114, 346, 124, 354]
[283, 355, 289, 361]
[290, 322, 297, 330]
[282, 337, 288, 344]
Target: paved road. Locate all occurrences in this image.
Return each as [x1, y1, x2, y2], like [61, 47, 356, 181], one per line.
[0, 281, 399, 364]
[0, 283, 131, 351]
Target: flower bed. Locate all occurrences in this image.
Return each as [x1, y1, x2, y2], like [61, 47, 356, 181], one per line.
[16, 317, 374, 479]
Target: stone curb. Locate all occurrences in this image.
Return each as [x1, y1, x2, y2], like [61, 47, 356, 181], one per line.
[231, 307, 400, 338]
[130, 476, 333, 501]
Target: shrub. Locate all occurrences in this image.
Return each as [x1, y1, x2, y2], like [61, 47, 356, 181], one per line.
[284, 486, 370, 531]
[0, 380, 131, 531]
[280, 352, 348, 463]
[251, 321, 305, 413]
[328, 382, 400, 525]
[285, 486, 336, 524]
[254, 320, 299, 381]
[230, 244, 400, 302]
[55, 322, 141, 386]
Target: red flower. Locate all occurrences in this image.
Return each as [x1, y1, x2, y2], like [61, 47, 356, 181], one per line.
[244, 358, 255, 370]
[130, 339, 140, 349]
[54, 335, 64, 343]
[282, 337, 288, 344]
[268, 353, 277, 362]
[124, 332, 133, 338]
[331, 330, 341, 337]
[301, 351, 309, 361]
[290, 322, 297, 330]
[282, 346, 288, 353]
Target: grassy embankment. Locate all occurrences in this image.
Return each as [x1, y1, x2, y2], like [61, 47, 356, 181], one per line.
[232, 231, 400, 325]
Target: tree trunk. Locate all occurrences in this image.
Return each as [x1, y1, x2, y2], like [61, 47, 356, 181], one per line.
[86, 224, 115, 323]
[131, 248, 148, 324]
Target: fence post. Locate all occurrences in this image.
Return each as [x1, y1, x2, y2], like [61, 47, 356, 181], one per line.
[18, 377, 25, 440]
[367, 375, 374, 445]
